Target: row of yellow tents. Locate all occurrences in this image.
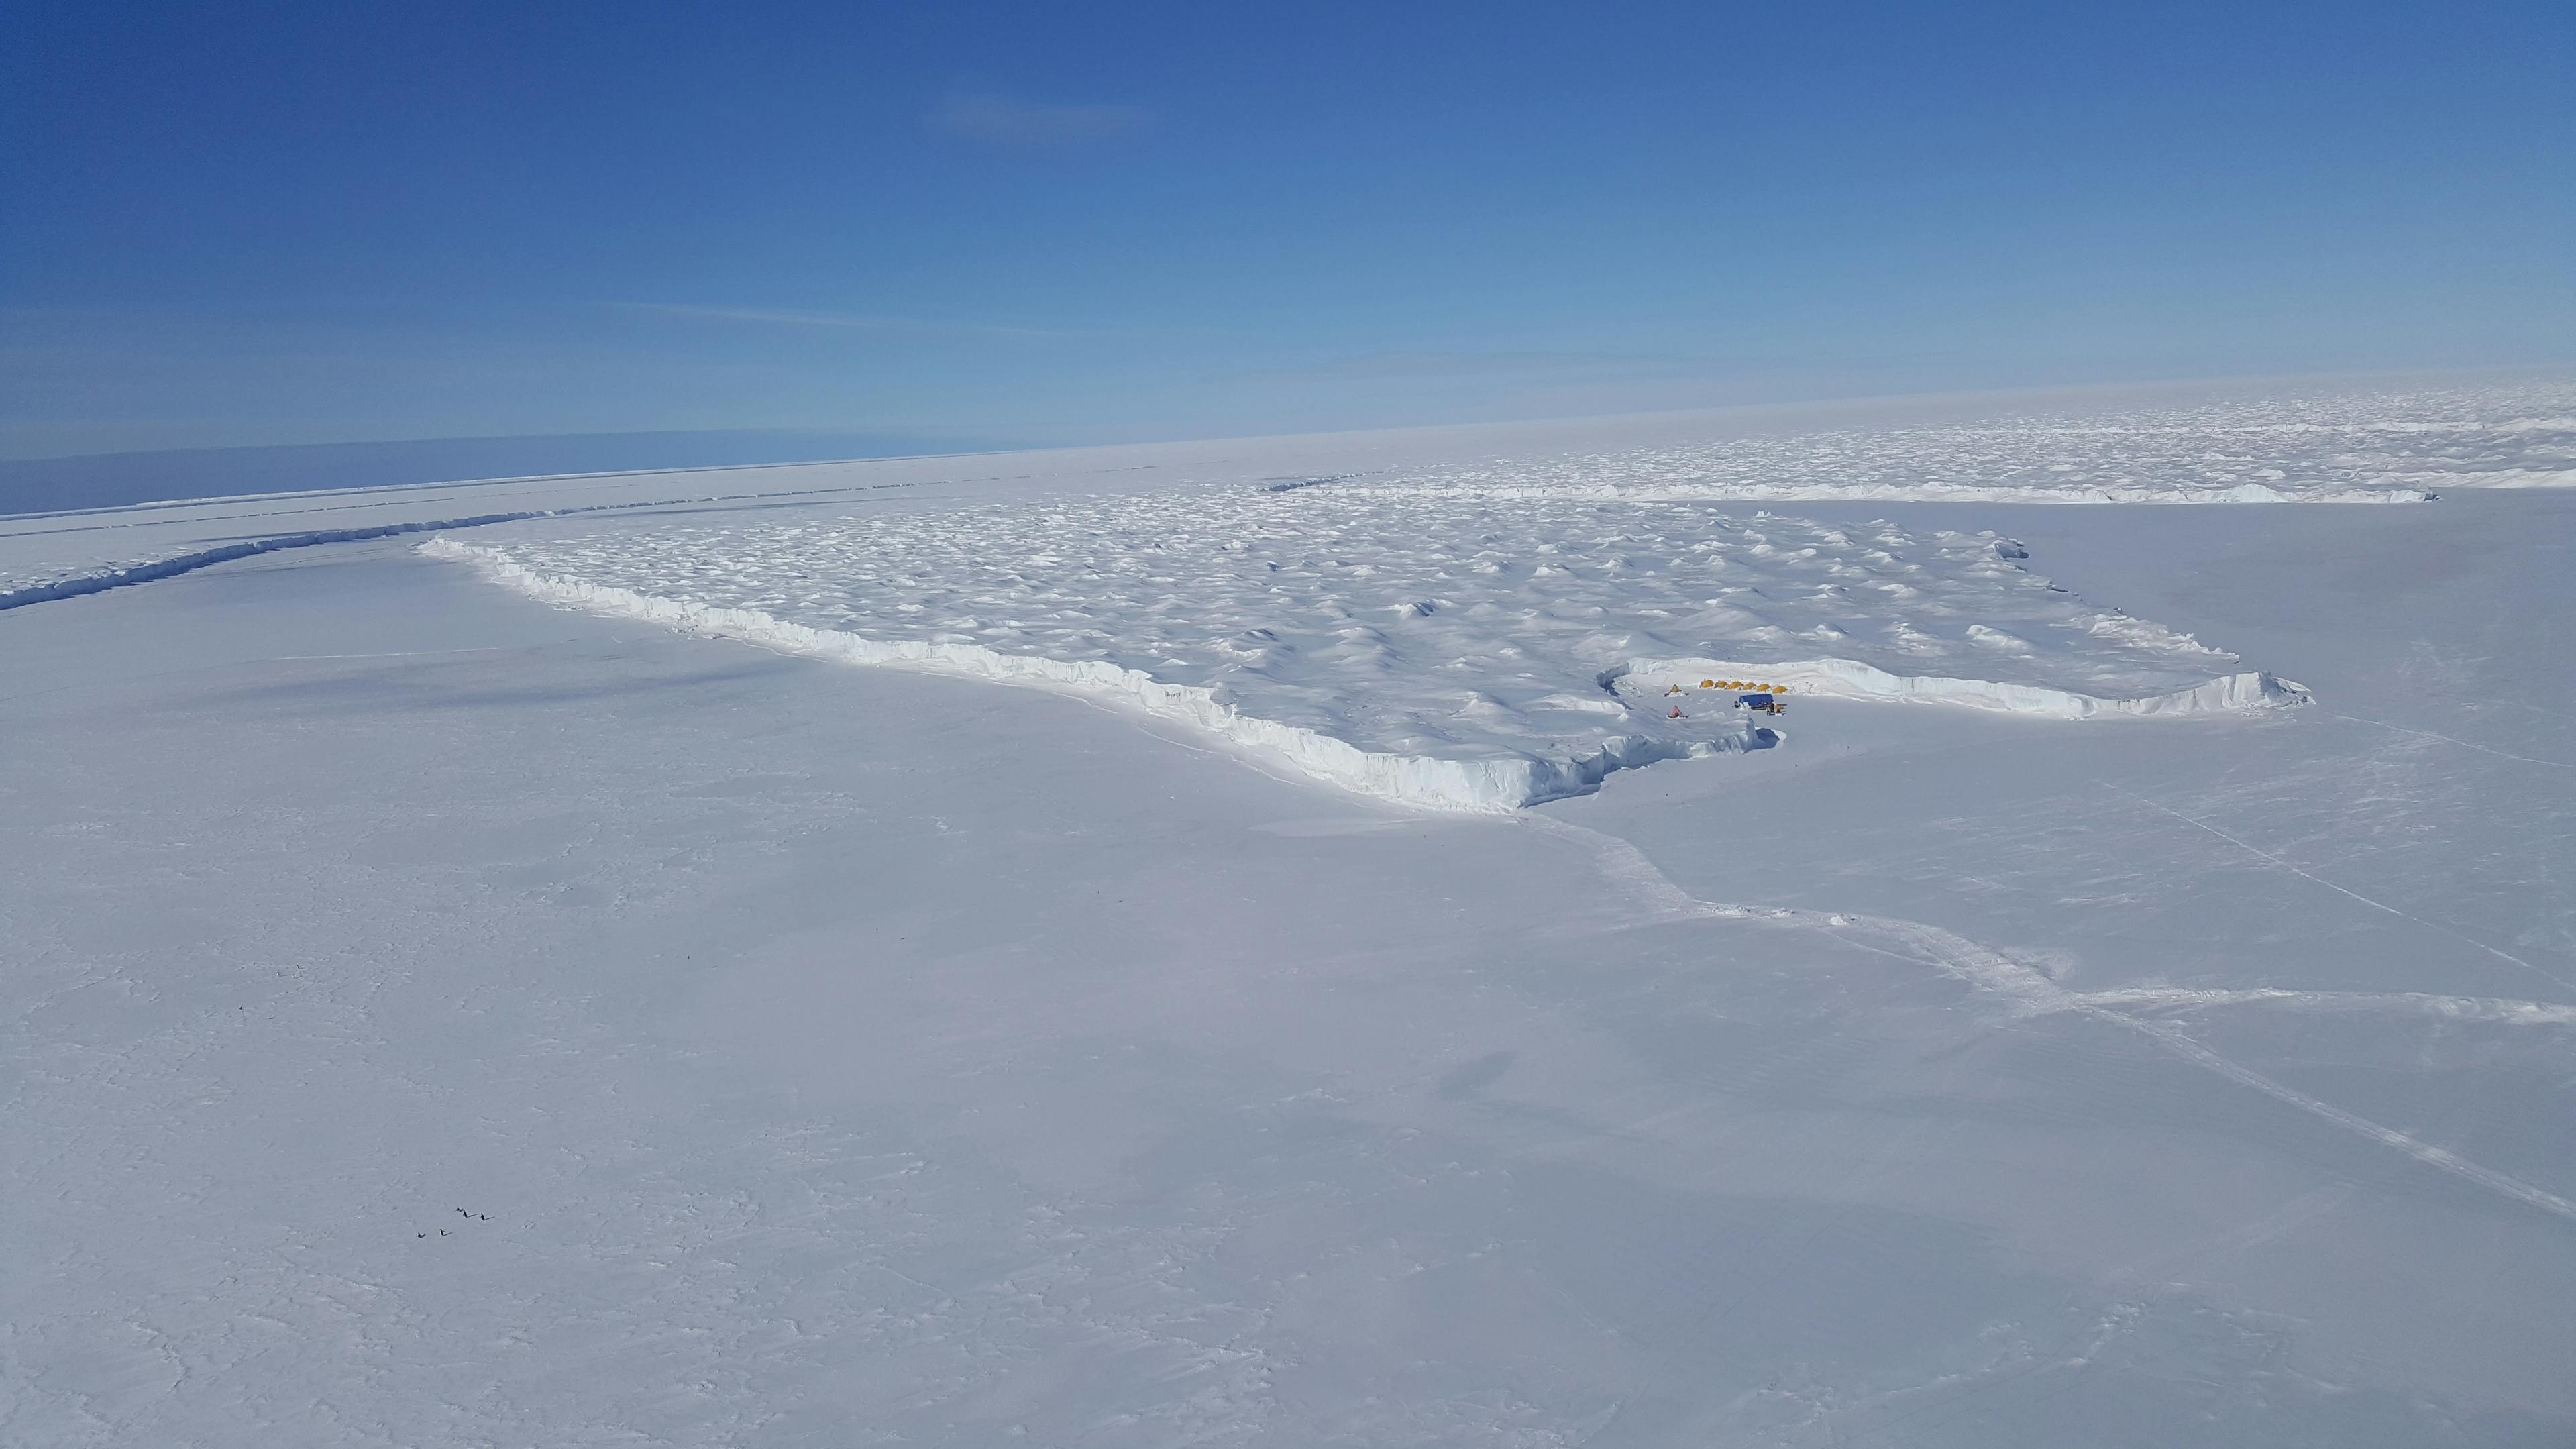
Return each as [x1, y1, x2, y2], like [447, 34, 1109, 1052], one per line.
[1666, 678, 1793, 698]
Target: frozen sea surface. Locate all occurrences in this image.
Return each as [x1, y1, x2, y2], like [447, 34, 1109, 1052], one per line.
[5, 388, 2574, 1447]
[7, 376, 2571, 608]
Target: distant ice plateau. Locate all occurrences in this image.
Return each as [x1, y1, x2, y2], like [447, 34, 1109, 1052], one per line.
[7, 377, 2570, 611]
[1362, 377, 2576, 504]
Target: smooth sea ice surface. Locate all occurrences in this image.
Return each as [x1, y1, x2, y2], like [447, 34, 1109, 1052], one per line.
[5, 385, 2574, 1448]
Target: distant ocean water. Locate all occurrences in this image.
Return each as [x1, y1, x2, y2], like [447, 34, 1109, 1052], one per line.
[0, 430, 1009, 516]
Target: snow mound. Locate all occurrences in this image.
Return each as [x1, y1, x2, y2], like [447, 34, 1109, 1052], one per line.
[425, 486, 2304, 809]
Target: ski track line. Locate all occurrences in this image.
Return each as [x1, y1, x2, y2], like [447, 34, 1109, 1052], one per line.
[2097, 780, 2571, 991]
[2103, 1008, 2576, 1222]
[1822, 913, 2576, 1224]
[2068, 986, 2576, 1025]
[2328, 712, 2576, 771]
[1516, 813, 2576, 1225]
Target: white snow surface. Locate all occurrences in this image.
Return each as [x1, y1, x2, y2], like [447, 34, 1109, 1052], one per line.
[429, 490, 2301, 809]
[8, 376, 2572, 608]
[1368, 377, 2576, 504]
[8, 382, 2576, 1447]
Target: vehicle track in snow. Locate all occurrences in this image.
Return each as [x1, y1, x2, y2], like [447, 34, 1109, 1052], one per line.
[1518, 813, 2576, 1225]
[2097, 780, 2571, 991]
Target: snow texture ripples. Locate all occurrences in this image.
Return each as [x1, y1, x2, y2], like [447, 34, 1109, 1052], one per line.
[430, 486, 2304, 810]
[1359, 378, 2576, 505]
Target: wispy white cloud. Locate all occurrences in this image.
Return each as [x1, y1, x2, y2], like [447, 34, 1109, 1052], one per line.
[613, 303, 1072, 341]
[1253, 347, 1970, 386]
[1291, 350, 1718, 381]
[928, 91, 1152, 148]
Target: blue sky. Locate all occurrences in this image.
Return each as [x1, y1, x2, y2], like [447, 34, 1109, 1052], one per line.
[4, 1, 2571, 459]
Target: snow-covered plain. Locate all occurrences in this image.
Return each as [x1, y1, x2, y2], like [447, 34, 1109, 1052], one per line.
[1371, 376, 2576, 504]
[7, 376, 2571, 610]
[5, 382, 2575, 1446]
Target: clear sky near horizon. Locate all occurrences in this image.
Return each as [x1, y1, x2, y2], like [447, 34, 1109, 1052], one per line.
[4, 1, 2571, 461]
